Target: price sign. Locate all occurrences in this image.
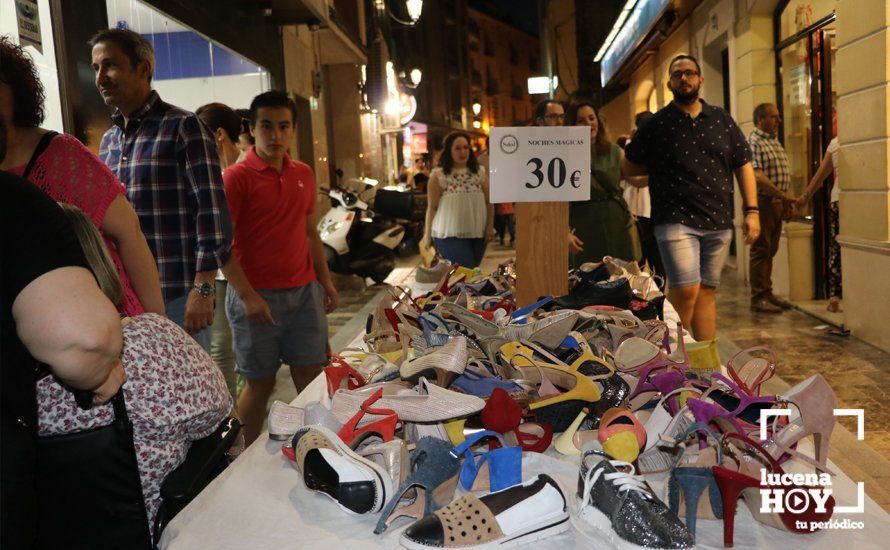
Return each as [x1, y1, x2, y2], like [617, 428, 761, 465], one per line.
[488, 126, 590, 203]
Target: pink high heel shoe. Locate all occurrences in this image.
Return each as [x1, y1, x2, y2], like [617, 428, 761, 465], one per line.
[763, 373, 837, 474]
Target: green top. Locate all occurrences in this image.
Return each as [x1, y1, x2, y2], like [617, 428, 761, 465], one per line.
[569, 142, 641, 265]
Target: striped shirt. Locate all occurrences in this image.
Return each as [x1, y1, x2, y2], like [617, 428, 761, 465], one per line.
[749, 128, 790, 193]
[100, 91, 232, 304]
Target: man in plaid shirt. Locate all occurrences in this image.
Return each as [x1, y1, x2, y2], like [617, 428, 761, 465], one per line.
[92, 28, 272, 351]
[749, 103, 795, 313]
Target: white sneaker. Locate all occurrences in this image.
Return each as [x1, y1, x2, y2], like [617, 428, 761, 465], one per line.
[400, 474, 570, 549]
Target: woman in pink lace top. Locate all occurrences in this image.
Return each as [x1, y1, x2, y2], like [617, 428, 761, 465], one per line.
[0, 37, 163, 316]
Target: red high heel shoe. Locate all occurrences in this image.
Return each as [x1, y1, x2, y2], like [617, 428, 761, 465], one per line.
[382, 287, 422, 331]
[324, 356, 366, 398]
[337, 387, 399, 447]
[712, 432, 835, 547]
[726, 346, 777, 397]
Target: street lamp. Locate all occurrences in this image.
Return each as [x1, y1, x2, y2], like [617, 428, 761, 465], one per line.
[410, 68, 422, 86]
[406, 0, 423, 23]
[472, 102, 482, 116]
[398, 67, 422, 89]
[375, 0, 423, 26]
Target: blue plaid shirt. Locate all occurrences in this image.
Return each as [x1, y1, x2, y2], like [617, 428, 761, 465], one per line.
[99, 91, 232, 304]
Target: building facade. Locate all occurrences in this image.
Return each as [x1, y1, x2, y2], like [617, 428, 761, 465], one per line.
[553, 0, 890, 352]
[6, 0, 385, 196]
[467, 7, 540, 134]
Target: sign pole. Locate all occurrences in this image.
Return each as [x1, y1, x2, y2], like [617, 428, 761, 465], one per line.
[515, 202, 568, 305]
[488, 126, 589, 306]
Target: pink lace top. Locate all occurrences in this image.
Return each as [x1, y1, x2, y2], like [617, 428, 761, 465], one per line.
[36, 313, 233, 532]
[10, 133, 145, 316]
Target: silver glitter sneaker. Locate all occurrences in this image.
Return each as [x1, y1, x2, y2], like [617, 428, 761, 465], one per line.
[576, 444, 693, 550]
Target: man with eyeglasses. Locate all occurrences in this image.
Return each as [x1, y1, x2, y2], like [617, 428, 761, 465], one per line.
[748, 103, 794, 313]
[623, 54, 760, 341]
[533, 99, 565, 127]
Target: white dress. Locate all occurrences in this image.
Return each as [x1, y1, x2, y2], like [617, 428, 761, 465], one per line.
[430, 166, 488, 239]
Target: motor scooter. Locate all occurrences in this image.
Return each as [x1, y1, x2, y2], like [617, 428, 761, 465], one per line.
[318, 178, 405, 284]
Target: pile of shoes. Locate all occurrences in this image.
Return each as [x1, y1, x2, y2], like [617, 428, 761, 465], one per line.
[268, 258, 840, 549]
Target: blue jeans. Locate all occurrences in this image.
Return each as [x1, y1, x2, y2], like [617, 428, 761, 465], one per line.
[433, 237, 487, 268]
[165, 293, 212, 352]
[654, 224, 732, 288]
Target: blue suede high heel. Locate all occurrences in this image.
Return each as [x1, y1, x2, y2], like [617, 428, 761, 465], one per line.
[374, 437, 461, 535]
[450, 430, 522, 493]
[666, 422, 730, 539]
[450, 360, 525, 399]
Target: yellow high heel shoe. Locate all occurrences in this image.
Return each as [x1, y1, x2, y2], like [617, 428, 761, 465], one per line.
[502, 350, 602, 432]
[498, 336, 614, 380]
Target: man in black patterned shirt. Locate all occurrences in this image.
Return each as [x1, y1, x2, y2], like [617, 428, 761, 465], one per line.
[623, 55, 760, 340]
[749, 103, 794, 313]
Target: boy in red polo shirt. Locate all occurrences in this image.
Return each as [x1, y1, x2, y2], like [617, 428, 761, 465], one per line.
[223, 91, 339, 445]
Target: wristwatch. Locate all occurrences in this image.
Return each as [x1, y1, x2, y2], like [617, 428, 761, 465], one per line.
[192, 282, 215, 298]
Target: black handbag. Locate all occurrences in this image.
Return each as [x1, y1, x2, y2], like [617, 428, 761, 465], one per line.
[36, 391, 152, 550]
[152, 416, 242, 545]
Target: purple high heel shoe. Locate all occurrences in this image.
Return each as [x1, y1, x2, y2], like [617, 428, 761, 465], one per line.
[612, 323, 689, 377]
[685, 373, 776, 437]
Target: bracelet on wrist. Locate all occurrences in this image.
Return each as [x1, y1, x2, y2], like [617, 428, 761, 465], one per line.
[743, 205, 759, 214]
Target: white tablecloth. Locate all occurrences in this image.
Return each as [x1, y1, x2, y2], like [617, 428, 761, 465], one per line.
[160, 301, 890, 549]
[160, 429, 889, 550]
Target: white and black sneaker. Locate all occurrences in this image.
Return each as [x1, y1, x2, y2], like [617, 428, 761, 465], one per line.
[400, 474, 570, 549]
[576, 444, 693, 550]
[291, 425, 389, 515]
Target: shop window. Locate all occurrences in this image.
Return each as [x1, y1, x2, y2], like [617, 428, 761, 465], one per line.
[106, 0, 270, 113]
[776, 0, 838, 300]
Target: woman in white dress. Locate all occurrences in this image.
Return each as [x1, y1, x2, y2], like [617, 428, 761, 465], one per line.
[420, 132, 494, 268]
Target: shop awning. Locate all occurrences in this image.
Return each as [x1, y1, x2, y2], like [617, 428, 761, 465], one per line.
[597, 0, 673, 88]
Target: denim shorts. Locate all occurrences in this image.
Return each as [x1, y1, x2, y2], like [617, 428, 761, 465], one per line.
[226, 281, 329, 379]
[654, 224, 733, 288]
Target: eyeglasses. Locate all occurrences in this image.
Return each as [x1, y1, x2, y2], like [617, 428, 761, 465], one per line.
[670, 70, 700, 80]
[544, 113, 565, 120]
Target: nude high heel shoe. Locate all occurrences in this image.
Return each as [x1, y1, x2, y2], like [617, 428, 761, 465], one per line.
[763, 373, 837, 474]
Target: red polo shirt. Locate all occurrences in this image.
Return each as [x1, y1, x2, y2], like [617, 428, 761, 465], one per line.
[223, 147, 317, 290]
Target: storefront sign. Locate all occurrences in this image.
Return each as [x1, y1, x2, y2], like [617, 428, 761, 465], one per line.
[600, 0, 670, 87]
[15, 0, 43, 53]
[489, 127, 590, 203]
